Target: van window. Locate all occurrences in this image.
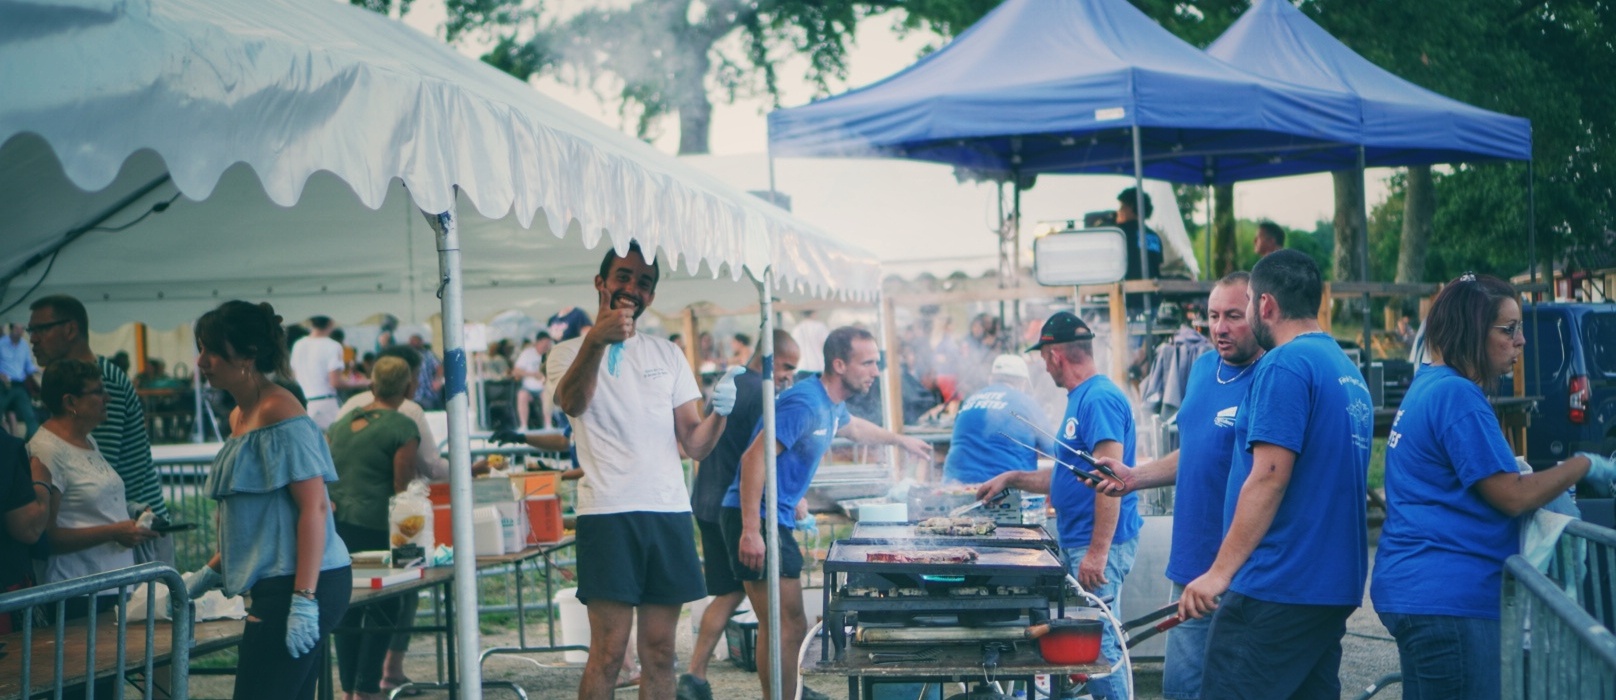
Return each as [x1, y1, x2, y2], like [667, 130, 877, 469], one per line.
[1587, 312, 1616, 376]
[1526, 315, 1568, 376]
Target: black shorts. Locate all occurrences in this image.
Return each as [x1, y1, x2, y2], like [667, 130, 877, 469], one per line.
[720, 506, 803, 581]
[696, 517, 743, 596]
[575, 512, 706, 606]
[1200, 592, 1354, 700]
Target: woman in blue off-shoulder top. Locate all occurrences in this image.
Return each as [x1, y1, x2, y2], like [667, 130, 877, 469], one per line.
[181, 300, 352, 700]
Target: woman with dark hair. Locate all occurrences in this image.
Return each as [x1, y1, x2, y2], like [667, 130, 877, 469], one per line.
[29, 359, 156, 608]
[327, 356, 419, 700]
[1371, 273, 1614, 698]
[182, 300, 352, 700]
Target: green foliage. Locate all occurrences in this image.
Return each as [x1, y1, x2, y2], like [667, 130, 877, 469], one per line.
[1187, 219, 1332, 279]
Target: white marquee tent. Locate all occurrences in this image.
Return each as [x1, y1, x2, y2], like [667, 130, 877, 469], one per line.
[1, 1, 878, 696]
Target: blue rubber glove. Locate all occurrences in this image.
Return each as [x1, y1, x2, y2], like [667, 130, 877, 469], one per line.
[710, 366, 745, 417]
[1579, 452, 1616, 491]
[795, 513, 819, 544]
[285, 595, 320, 659]
[185, 565, 221, 602]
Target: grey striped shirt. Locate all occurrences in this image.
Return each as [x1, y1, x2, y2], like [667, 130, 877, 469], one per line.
[95, 357, 166, 519]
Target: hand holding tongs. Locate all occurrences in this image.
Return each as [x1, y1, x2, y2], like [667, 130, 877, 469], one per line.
[1010, 412, 1123, 482]
[949, 487, 1010, 517]
[996, 431, 1105, 486]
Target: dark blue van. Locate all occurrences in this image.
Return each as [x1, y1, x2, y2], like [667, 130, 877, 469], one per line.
[1518, 303, 1616, 471]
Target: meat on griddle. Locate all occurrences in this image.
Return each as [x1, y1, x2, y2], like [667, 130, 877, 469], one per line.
[865, 547, 980, 564]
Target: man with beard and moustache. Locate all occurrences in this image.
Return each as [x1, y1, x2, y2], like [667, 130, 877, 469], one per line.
[678, 328, 799, 700]
[548, 242, 743, 700]
[976, 312, 1142, 700]
[1178, 250, 1372, 700]
[726, 326, 931, 700]
[1086, 272, 1264, 700]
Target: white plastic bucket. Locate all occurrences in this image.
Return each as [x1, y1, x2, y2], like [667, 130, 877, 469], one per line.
[554, 587, 590, 663]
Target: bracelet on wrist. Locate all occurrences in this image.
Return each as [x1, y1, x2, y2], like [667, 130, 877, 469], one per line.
[32, 480, 57, 495]
[293, 588, 316, 600]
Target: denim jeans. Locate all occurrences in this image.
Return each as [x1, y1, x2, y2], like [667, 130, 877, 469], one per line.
[235, 567, 352, 700]
[1162, 582, 1211, 700]
[1065, 536, 1139, 700]
[1200, 592, 1353, 700]
[1378, 612, 1500, 700]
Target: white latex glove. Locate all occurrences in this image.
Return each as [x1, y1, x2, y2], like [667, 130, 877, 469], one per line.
[185, 566, 222, 602]
[1579, 452, 1616, 488]
[710, 366, 745, 416]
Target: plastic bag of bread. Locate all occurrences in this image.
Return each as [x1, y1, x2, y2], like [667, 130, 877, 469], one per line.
[389, 479, 435, 551]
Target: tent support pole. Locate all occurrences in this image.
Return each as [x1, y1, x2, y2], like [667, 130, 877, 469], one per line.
[1204, 157, 1215, 280]
[1012, 170, 1023, 336]
[420, 191, 483, 700]
[1358, 148, 1371, 374]
[757, 271, 783, 700]
[998, 181, 1007, 327]
[1132, 126, 1151, 360]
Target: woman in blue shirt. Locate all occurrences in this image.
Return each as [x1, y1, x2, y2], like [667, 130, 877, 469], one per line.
[1371, 274, 1613, 699]
[182, 301, 352, 700]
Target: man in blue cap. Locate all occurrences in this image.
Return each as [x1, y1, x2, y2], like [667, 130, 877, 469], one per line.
[978, 311, 1142, 700]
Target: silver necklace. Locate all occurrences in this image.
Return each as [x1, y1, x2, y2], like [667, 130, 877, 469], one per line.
[1215, 359, 1254, 385]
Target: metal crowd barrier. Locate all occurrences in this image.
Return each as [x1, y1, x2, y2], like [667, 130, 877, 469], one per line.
[0, 562, 192, 700]
[1501, 517, 1616, 699]
[1543, 519, 1616, 630]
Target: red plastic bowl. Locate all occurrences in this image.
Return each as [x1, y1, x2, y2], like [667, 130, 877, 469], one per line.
[1038, 617, 1102, 664]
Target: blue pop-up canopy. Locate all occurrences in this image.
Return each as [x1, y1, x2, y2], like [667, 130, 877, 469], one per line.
[767, 0, 1365, 185]
[1207, 0, 1531, 166]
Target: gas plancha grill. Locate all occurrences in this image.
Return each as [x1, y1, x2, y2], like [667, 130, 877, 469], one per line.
[820, 540, 1068, 662]
[846, 522, 1059, 552]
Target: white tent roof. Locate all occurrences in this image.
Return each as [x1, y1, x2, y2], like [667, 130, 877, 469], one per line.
[0, 0, 879, 330]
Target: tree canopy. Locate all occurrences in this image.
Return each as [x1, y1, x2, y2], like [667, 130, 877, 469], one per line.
[376, 0, 1613, 282]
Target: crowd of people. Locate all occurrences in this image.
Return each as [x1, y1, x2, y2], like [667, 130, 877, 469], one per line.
[5, 227, 1614, 700]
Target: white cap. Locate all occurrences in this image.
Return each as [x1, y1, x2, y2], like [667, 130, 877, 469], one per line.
[990, 354, 1030, 380]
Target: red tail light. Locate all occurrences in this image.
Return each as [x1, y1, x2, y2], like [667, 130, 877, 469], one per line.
[1569, 374, 1590, 424]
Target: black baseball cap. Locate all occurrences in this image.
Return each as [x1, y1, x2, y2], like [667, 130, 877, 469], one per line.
[1027, 312, 1095, 351]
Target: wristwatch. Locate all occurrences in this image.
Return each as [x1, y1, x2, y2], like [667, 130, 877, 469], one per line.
[293, 588, 317, 600]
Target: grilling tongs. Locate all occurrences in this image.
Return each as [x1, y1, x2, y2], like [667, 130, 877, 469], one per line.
[949, 488, 1010, 517]
[996, 432, 1106, 486]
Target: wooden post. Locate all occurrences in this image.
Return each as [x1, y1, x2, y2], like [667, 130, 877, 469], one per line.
[133, 323, 148, 381]
[1511, 352, 1528, 455]
[1108, 283, 1128, 387]
[681, 306, 700, 387]
[1317, 282, 1333, 331]
[880, 295, 905, 482]
[1418, 293, 1436, 323]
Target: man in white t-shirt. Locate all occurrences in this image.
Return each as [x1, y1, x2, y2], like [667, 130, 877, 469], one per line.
[790, 309, 829, 378]
[548, 242, 739, 700]
[513, 332, 554, 430]
[289, 315, 346, 429]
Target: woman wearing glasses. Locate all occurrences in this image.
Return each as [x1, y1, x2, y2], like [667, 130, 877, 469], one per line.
[181, 300, 351, 700]
[1371, 273, 1615, 698]
[28, 359, 157, 613]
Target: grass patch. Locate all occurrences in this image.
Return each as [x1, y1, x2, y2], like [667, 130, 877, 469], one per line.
[1369, 437, 1387, 492]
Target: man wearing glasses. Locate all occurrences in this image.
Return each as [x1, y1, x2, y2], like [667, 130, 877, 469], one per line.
[27, 296, 171, 568]
[0, 323, 40, 439]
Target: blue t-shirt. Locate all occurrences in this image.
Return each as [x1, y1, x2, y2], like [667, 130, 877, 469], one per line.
[943, 383, 1053, 484]
[722, 378, 850, 529]
[1225, 333, 1371, 606]
[1371, 365, 1520, 619]
[1049, 375, 1142, 551]
[1164, 352, 1256, 585]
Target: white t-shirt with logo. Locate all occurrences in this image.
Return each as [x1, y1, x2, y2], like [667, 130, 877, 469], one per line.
[547, 334, 701, 515]
[290, 335, 344, 399]
[514, 345, 545, 393]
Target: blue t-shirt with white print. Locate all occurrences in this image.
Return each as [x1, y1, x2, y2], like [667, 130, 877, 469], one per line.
[722, 378, 850, 529]
[1165, 351, 1255, 585]
[1372, 364, 1520, 619]
[1225, 333, 1371, 606]
[1049, 375, 1142, 551]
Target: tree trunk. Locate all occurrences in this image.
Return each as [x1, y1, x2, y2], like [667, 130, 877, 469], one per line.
[674, 32, 713, 155]
[1332, 170, 1365, 283]
[1396, 165, 1435, 284]
[1213, 184, 1236, 277]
